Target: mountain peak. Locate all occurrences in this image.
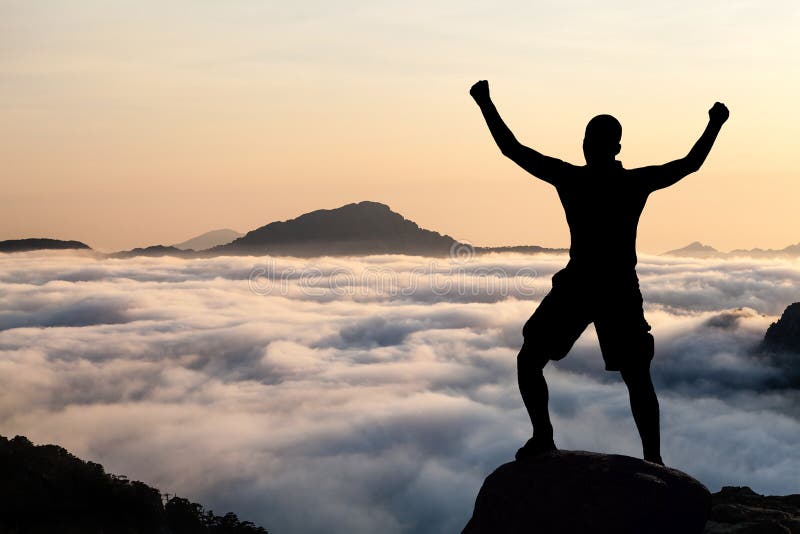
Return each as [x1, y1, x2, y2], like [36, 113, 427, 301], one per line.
[350, 200, 391, 210]
[215, 200, 456, 256]
[662, 242, 721, 258]
[173, 228, 243, 251]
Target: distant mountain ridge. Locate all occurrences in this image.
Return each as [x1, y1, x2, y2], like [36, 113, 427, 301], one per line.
[173, 229, 243, 251]
[17, 202, 800, 260]
[476, 244, 569, 255]
[0, 238, 91, 253]
[663, 241, 800, 259]
[6, 201, 566, 258]
[111, 245, 191, 259]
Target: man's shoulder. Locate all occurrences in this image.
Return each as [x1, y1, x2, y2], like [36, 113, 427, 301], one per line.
[556, 162, 629, 186]
[552, 163, 587, 188]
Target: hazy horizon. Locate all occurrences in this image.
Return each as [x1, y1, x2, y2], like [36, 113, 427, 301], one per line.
[4, 197, 800, 255]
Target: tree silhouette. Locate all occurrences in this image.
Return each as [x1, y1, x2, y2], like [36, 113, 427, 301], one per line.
[0, 434, 269, 533]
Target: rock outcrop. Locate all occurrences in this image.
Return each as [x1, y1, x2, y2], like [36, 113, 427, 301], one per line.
[463, 450, 710, 534]
[763, 302, 800, 354]
[760, 302, 800, 386]
[704, 486, 800, 533]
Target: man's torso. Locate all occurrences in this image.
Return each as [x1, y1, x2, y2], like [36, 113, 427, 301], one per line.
[555, 161, 650, 277]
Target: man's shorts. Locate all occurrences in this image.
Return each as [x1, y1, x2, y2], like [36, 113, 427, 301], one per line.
[521, 266, 654, 371]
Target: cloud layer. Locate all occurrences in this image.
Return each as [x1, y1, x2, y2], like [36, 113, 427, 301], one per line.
[1, 251, 799, 533]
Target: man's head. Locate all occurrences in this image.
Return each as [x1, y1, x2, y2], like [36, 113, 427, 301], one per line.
[583, 114, 621, 166]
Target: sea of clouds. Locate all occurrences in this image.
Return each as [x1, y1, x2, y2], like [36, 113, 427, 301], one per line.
[1, 250, 799, 533]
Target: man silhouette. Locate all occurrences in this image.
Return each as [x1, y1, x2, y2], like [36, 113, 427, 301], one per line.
[470, 80, 729, 465]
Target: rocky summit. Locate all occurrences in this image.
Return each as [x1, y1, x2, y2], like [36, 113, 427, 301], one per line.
[704, 486, 800, 533]
[463, 450, 710, 534]
[763, 302, 800, 354]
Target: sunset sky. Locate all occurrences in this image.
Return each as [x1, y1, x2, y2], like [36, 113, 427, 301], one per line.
[2, 1, 799, 251]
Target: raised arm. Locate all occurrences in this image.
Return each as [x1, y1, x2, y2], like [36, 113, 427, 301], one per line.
[634, 102, 730, 192]
[470, 80, 574, 186]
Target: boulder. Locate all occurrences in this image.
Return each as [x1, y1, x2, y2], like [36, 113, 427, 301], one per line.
[463, 450, 710, 534]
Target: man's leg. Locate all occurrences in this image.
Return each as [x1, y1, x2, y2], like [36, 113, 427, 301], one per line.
[597, 279, 660, 463]
[620, 365, 662, 465]
[515, 342, 556, 459]
[516, 268, 587, 460]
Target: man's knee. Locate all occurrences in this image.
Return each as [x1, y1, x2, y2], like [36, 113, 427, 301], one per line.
[620, 364, 653, 391]
[518, 341, 549, 371]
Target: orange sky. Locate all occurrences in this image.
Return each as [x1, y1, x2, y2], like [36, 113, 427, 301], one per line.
[1, 1, 799, 252]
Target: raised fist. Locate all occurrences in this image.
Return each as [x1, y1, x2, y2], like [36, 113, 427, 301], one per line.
[470, 80, 490, 102]
[709, 102, 729, 125]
